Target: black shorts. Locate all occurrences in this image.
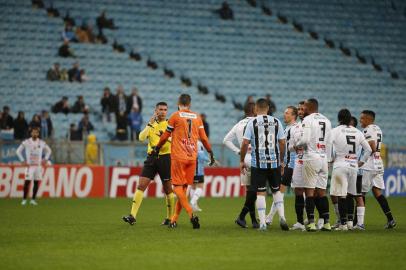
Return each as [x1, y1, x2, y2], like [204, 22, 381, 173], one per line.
[281, 167, 294, 187]
[141, 154, 171, 182]
[194, 175, 204, 184]
[251, 167, 281, 193]
[356, 174, 363, 195]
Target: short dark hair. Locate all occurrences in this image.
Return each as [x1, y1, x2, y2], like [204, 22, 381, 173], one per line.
[307, 98, 318, 109]
[287, 106, 298, 118]
[178, 94, 191, 106]
[156, 101, 167, 107]
[298, 100, 305, 105]
[31, 126, 40, 131]
[351, 116, 358, 128]
[256, 98, 269, 110]
[244, 102, 255, 116]
[338, 108, 352, 125]
[361, 110, 375, 120]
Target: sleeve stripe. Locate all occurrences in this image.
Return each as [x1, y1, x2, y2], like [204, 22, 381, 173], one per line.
[166, 126, 174, 132]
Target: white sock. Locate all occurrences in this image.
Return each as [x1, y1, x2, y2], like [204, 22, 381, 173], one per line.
[189, 188, 195, 203]
[357, 206, 365, 225]
[267, 201, 277, 221]
[256, 195, 266, 226]
[273, 191, 285, 220]
[334, 203, 340, 221]
[191, 187, 203, 205]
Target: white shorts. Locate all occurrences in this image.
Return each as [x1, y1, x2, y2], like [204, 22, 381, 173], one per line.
[330, 167, 358, 197]
[25, 166, 43, 181]
[240, 167, 251, 186]
[362, 170, 385, 193]
[291, 161, 304, 188]
[303, 158, 328, 189]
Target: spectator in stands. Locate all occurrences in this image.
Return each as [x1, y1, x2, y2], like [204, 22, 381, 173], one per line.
[79, 69, 89, 82]
[201, 113, 210, 138]
[13, 111, 28, 140]
[76, 22, 96, 43]
[40, 110, 53, 139]
[85, 134, 99, 164]
[265, 93, 276, 115]
[116, 112, 128, 141]
[78, 114, 94, 138]
[68, 123, 82, 141]
[46, 3, 59, 17]
[63, 11, 75, 27]
[72, 96, 89, 114]
[215, 1, 234, 20]
[113, 40, 125, 53]
[1, 106, 14, 130]
[96, 11, 117, 33]
[52, 96, 70, 114]
[128, 107, 143, 141]
[29, 114, 41, 131]
[58, 40, 75, 58]
[101, 87, 115, 122]
[68, 62, 80, 82]
[115, 85, 127, 115]
[32, 0, 44, 9]
[126, 87, 143, 114]
[46, 62, 61, 81]
[62, 24, 77, 42]
[244, 95, 255, 109]
[96, 29, 108, 44]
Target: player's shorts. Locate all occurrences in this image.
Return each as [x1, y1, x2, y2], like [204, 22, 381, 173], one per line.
[194, 175, 204, 184]
[281, 167, 294, 187]
[251, 167, 281, 193]
[303, 158, 328, 189]
[141, 154, 171, 182]
[361, 170, 385, 193]
[171, 159, 196, 186]
[330, 167, 358, 197]
[25, 166, 42, 181]
[291, 160, 304, 189]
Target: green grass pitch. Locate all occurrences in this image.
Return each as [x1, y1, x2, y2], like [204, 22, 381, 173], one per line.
[0, 197, 405, 270]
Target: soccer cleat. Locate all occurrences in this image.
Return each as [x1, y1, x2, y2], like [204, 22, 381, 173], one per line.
[331, 221, 340, 229]
[21, 200, 27, 206]
[306, 223, 317, 232]
[347, 221, 354, 230]
[30, 200, 38, 206]
[316, 219, 324, 230]
[384, 220, 396, 229]
[258, 224, 267, 231]
[235, 217, 248, 228]
[161, 218, 170, 226]
[353, 224, 365, 231]
[279, 218, 289, 231]
[252, 220, 260, 229]
[290, 222, 306, 231]
[122, 215, 136, 225]
[321, 223, 332, 231]
[191, 215, 200, 229]
[191, 203, 202, 212]
[265, 214, 273, 226]
[334, 224, 348, 231]
[168, 221, 177, 228]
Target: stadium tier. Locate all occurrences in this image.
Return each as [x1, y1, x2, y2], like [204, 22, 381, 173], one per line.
[0, 0, 405, 145]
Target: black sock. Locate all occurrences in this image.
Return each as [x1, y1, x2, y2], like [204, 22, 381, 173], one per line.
[320, 196, 330, 224]
[23, 180, 30, 199]
[305, 196, 315, 223]
[32, 180, 40, 200]
[376, 195, 394, 222]
[346, 195, 354, 221]
[295, 195, 305, 224]
[338, 197, 347, 225]
[314, 196, 322, 219]
[353, 203, 358, 224]
[240, 190, 256, 221]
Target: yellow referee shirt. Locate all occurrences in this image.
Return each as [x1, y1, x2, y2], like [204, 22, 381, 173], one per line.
[139, 120, 171, 155]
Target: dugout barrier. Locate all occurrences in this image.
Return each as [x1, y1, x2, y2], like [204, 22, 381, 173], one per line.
[0, 165, 405, 198]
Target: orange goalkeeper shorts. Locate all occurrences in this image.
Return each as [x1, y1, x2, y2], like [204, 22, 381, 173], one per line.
[171, 159, 196, 186]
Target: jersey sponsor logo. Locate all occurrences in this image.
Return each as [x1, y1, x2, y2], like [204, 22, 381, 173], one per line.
[179, 112, 197, 119]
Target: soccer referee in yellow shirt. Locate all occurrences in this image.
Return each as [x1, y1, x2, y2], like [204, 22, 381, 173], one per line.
[123, 102, 175, 225]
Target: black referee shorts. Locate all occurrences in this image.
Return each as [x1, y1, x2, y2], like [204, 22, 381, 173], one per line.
[194, 175, 204, 184]
[251, 167, 281, 193]
[141, 154, 171, 182]
[281, 167, 294, 187]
